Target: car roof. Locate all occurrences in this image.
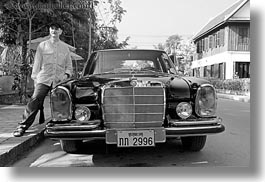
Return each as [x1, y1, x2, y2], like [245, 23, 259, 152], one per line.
[94, 49, 166, 53]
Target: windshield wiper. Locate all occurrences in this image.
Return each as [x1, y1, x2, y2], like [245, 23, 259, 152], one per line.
[95, 68, 135, 75]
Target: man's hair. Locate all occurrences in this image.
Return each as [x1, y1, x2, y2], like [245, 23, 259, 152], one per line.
[49, 22, 63, 30]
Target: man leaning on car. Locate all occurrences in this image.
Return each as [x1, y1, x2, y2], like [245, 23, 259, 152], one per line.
[13, 21, 73, 137]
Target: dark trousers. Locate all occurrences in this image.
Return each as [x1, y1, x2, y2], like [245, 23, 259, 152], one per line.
[18, 83, 51, 130]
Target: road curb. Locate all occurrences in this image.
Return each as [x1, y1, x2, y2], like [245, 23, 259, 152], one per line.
[0, 122, 47, 167]
[217, 93, 250, 103]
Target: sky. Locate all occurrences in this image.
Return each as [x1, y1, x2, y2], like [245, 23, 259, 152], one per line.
[114, 0, 241, 48]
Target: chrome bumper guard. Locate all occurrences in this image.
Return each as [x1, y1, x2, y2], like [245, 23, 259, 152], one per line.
[45, 120, 105, 139]
[45, 117, 225, 140]
[166, 117, 225, 136]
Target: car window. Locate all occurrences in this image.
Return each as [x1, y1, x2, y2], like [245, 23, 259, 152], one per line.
[162, 53, 170, 71]
[83, 51, 174, 75]
[161, 53, 176, 73]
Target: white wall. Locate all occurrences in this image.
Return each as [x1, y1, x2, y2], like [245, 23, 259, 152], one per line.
[230, 0, 250, 20]
[191, 51, 250, 79]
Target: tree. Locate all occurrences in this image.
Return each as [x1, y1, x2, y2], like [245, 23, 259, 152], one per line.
[93, 26, 129, 50]
[92, 0, 129, 52]
[155, 34, 195, 76]
[177, 39, 196, 76]
[165, 34, 182, 55]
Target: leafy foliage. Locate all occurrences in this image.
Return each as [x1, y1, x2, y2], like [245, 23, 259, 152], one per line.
[165, 34, 182, 54]
[154, 34, 195, 76]
[208, 78, 250, 94]
[93, 26, 129, 50]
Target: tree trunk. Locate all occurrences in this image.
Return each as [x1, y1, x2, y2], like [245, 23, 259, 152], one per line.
[20, 39, 29, 104]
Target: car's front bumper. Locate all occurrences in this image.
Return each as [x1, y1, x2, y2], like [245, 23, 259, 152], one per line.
[44, 117, 225, 140]
[166, 117, 225, 136]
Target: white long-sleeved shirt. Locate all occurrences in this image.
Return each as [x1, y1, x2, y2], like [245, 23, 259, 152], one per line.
[31, 39, 73, 87]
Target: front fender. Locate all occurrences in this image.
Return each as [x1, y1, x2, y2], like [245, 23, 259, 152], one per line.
[168, 77, 190, 100]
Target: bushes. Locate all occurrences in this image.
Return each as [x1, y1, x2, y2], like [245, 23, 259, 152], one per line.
[207, 78, 250, 95]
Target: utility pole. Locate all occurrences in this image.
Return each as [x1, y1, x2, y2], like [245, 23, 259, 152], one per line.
[88, 0, 94, 57]
[173, 42, 177, 70]
[88, 18, 91, 57]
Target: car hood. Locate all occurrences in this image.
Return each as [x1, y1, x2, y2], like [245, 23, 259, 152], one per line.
[61, 74, 210, 102]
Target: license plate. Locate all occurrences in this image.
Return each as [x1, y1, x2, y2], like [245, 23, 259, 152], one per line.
[117, 130, 155, 147]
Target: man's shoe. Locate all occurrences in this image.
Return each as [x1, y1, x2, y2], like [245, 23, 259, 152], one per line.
[13, 128, 25, 137]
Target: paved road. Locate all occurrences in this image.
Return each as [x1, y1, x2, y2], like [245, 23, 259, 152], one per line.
[12, 98, 250, 167]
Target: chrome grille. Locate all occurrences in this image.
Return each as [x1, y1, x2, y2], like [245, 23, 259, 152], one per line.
[102, 86, 165, 129]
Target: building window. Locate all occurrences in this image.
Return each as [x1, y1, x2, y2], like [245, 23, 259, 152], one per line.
[220, 28, 225, 46]
[210, 65, 214, 77]
[196, 40, 203, 53]
[218, 63, 224, 79]
[193, 68, 200, 77]
[202, 39, 205, 51]
[217, 31, 220, 47]
[197, 67, 200, 77]
[205, 38, 208, 51]
[238, 27, 249, 44]
[214, 34, 218, 48]
[235, 62, 250, 78]
[207, 65, 211, 77]
[209, 36, 213, 49]
[212, 34, 216, 48]
[203, 66, 207, 77]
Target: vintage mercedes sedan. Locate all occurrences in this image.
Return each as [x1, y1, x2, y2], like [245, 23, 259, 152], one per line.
[45, 49, 225, 153]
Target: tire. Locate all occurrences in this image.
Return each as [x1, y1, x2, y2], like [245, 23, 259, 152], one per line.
[181, 136, 207, 151]
[60, 140, 82, 153]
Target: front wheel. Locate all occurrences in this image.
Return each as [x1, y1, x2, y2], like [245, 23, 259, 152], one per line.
[60, 140, 82, 153]
[181, 136, 207, 151]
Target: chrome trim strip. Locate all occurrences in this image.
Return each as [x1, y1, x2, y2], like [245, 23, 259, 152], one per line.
[46, 124, 100, 130]
[165, 124, 225, 135]
[103, 104, 164, 106]
[75, 103, 98, 107]
[132, 86, 136, 126]
[45, 130, 106, 139]
[101, 85, 106, 121]
[169, 117, 222, 126]
[163, 86, 166, 120]
[105, 121, 163, 124]
[170, 120, 219, 126]
[103, 95, 164, 97]
[104, 113, 164, 115]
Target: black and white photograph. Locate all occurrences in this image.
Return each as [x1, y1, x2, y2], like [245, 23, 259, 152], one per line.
[0, 0, 262, 181]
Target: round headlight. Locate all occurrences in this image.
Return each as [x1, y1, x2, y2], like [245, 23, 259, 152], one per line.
[195, 84, 217, 117]
[176, 102, 192, 119]
[75, 106, 91, 122]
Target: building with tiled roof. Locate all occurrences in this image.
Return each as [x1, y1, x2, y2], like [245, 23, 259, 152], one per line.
[191, 0, 250, 79]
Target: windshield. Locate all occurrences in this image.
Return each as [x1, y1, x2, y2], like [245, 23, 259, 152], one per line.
[83, 50, 176, 76]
